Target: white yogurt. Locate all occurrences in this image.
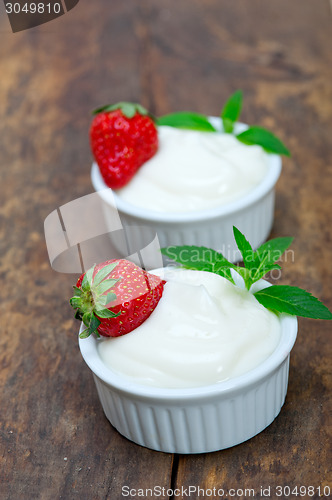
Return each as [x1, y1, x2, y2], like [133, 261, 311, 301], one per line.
[98, 268, 281, 388]
[115, 126, 269, 213]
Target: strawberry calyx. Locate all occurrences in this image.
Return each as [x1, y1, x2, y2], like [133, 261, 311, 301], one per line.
[70, 262, 121, 339]
[92, 101, 151, 119]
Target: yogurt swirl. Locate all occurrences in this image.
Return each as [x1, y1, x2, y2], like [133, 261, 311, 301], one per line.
[98, 268, 281, 388]
[115, 126, 269, 213]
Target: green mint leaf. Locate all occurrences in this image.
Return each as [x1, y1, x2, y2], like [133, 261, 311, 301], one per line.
[249, 262, 281, 284]
[230, 265, 251, 284]
[249, 251, 280, 284]
[248, 237, 293, 284]
[236, 126, 290, 156]
[254, 237, 294, 265]
[93, 262, 118, 287]
[212, 262, 235, 284]
[156, 112, 216, 132]
[233, 226, 254, 268]
[254, 285, 332, 320]
[161, 245, 213, 272]
[232, 226, 257, 289]
[95, 308, 120, 319]
[161, 245, 235, 284]
[222, 118, 234, 134]
[221, 90, 243, 133]
[211, 253, 236, 280]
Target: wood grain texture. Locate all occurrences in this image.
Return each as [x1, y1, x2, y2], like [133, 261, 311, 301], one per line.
[0, 0, 331, 498]
[0, 2, 174, 499]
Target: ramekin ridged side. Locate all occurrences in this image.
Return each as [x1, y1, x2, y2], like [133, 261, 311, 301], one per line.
[91, 150, 281, 263]
[79, 312, 297, 454]
[91, 358, 289, 454]
[103, 187, 275, 263]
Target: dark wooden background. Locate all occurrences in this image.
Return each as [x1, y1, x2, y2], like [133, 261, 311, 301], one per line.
[0, 1, 331, 499]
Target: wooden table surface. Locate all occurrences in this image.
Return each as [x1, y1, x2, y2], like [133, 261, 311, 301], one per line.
[1, 1, 331, 499]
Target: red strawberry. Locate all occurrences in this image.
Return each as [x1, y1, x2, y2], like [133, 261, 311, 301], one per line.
[90, 102, 158, 189]
[70, 259, 165, 338]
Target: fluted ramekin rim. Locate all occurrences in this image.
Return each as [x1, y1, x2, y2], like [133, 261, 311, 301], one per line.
[90, 119, 282, 224]
[79, 279, 297, 402]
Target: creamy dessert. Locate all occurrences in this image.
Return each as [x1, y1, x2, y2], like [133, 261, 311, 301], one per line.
[74, 223, 332, 452]
[98, 268, 281, 388]
[115, 126, 270, 213]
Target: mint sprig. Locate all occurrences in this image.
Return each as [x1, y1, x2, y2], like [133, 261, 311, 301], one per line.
[232, 226, 294, 291]
[163, 245, 235, 283]
[236, 126, 290, 156]
[156, 90, 290, 156]
[221, 89, 243, 134]
[161, 227, 332, 320]
[254, 286, 332, 320]
[221, 91, 290, 156]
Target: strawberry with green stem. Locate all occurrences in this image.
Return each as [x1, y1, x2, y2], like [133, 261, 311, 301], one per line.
[90, 102, 158, 189]
[70, 259, 166, 338]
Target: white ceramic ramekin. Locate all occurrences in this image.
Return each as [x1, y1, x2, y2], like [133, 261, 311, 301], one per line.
[78, 279, 297, 454]
[90, 120, 282, 263]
